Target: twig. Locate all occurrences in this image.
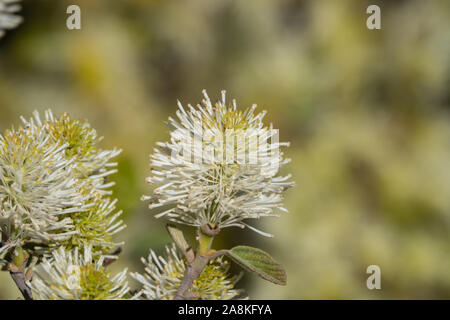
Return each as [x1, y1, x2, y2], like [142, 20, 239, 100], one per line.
[173, 225, 220, 300]
[174, 255, 209, 300]
[9, 269, 33, 300]
[1, 223, 34, 300]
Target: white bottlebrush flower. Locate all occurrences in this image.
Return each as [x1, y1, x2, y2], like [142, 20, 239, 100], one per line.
[21, 110, 122, 195]
[19, 110, 124, 255]
[0, 110, 124, 262]
[0, 124, 89, 257]
[0, 0, 22, 38]
[143, 90, 294, 236]
[131, 243, 243, 300]
[52, 197, 126, 254]
[30, 245, 130, 300]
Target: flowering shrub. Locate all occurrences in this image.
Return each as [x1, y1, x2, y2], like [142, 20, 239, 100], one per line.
[0, 91, 293, 300]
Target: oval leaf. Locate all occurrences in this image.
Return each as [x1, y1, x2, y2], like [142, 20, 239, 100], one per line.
[227, 246, 287, 285]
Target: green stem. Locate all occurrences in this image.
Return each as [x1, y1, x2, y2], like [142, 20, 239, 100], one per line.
[198, 233, 214, 256]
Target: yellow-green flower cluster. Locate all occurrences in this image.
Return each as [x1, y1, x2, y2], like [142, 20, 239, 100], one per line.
[32, 111, 125, 255]
[131, 244, 244, 300]
[0, 110, 123, 265]
[30, 245, 129, 300]
[0, 122, 87, 260]
[43, 112, 121, 184]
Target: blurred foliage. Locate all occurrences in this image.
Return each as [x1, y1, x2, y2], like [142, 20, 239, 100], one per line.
[0, 0, 449, 299]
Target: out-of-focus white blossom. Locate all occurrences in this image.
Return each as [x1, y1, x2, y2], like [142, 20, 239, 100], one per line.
[143, 90, 293, 236]
[30, 245, 130, 300]
[0, 0, 22, 38]
[131, 243, 243, 300]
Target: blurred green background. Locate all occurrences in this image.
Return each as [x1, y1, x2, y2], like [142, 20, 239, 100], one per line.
[1, 0, 450, 299]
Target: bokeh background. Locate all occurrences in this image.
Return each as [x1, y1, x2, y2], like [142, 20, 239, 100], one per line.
[1, 0, 450, 299]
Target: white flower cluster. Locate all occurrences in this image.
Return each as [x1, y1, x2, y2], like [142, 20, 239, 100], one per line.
[0, 123, 87, 257]
[33, 111, 122, 189]
[0, 0, 22, 38]
[131, 244, 243, 300]
[30, 245, 129, 300]
[143, 90, 294, 236]
[0, 110, 123, 264]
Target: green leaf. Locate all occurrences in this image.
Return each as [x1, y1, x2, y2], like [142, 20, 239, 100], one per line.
[226, 246, 287, 285]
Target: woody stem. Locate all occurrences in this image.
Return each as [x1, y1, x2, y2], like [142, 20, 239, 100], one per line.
[10, 270, 33, 300]
[174, 225, 217, 300]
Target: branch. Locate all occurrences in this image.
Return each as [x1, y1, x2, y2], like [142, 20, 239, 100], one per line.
[174, 255, 209, 300]
[173, 225, 219, 300]
[2, 228, 34, 300]
[9, 268, 33, 300]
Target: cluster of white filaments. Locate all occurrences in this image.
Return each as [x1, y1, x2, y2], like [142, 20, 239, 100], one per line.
[0, 0, 22, 38]
[143, 90, 293, 236]
[131, 244, 243, 300]
[21, 110, 122, 193]
[0, 124, 88, 256]
[0, 110, 123, 264]
[30, 245, 130, 300]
